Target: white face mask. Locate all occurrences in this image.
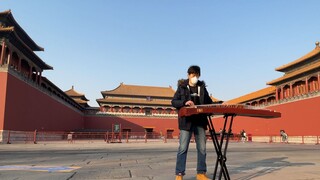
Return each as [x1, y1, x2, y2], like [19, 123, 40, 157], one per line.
[190, 76, 198, 86]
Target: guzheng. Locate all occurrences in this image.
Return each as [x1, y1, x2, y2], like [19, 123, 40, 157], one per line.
[179, 104, 281, 118]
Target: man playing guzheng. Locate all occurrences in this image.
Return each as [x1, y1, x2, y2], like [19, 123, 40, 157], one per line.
[172, 65, 213, 180]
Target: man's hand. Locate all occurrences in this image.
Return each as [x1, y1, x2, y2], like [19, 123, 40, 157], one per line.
[185, 100, 195, 107]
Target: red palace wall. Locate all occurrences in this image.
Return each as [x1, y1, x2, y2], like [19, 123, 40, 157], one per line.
[0, 72, 8, 130]
[85, 95, 320, 137]
[2, 71, 320, 136]
[85, 116, 179, 136]
[213, 97, 320, 136]
[2, 73, 84, 131]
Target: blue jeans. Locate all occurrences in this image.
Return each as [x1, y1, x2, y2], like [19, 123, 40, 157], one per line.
[175, 125, 207, 175]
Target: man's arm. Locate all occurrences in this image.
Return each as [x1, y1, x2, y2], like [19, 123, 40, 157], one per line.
[171, 86, 186, 109]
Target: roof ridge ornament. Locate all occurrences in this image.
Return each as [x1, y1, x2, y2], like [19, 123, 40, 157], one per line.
[316, 41, 320, 49]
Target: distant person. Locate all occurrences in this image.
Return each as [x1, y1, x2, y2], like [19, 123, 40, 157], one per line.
[67, 132, 73, 143]
[240, 129, 247, 142]
[280, 130, 288, 143]
[218, 128, 223, 138]
[172, 65, 213, 180]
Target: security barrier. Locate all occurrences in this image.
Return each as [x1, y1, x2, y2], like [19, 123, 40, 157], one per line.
[1, 130, 319, 145]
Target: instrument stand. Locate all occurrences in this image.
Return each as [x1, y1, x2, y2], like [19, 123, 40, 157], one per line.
[207, 114, 235, 180]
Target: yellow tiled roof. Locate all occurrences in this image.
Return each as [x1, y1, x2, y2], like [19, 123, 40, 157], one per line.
[65, 86, 84, 96]
[210, 96, 222, 102]
[0, 9, 44, 51]
[0, 9, 11, 15]
[275, 43, 320, 72]
[101, 83, 175, 98]
[65, 86, 89, 101]
[225, 86, 276, 104]
[267, 60, 320, 85]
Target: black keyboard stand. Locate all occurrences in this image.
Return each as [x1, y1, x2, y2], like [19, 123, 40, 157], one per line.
[207, 114, 235, 180]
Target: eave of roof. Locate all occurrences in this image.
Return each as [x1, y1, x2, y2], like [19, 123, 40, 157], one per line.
[1, 27, 53, 70]
[267, 60, 320, 85]
[275, 42, 320, 72]
[96, 97, 172, 106]
[225, 86, 276, 104]
[74, 98, 88, 104]
[101, 83, 175, 98]
[0, 10, 44, 51]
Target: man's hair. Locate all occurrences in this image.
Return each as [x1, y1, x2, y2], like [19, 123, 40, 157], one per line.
[187, 65, 201, 76]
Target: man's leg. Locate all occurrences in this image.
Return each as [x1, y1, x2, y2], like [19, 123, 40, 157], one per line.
[176, 129, 192, 175]
[194, 126, 207, 174]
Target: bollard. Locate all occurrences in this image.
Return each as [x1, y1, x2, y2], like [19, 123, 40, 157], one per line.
[106, 132, 109, 143]
[126, 131, 129, 143]
[269, 136, 273, 143]
[247, 134, 252, 142]
[7, 130, 11, 144]
[144, 132, 147, 143]
[301, 136, 304, 144]
[164, 133, 167, 143]
[33, 130, 37, 144]
[111, 132, 114, 143]
[316, 136, 319, 145]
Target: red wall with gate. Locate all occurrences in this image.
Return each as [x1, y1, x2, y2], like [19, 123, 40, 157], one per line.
[85, 116, 178, 136]
[2, 71, 320, 137]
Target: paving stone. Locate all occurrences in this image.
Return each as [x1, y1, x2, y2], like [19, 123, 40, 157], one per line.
[0, 142, 319, 179]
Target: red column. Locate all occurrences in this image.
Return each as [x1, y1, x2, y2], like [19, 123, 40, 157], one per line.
[29, 66, 32, 79]
[6, 51, 11, 65]
[0, 41, 5, 65]
[38, 71, 42, 85]
[275, 88, 279, 101]
[289, 83, 293, 97]
[312, 80, 316, 92]
[18, 58, 21, 71]
[318, 74, 320, 91]
[280, 86, 284, 100]
[35, 71, 39, 84]
[305, 77, 309, 94]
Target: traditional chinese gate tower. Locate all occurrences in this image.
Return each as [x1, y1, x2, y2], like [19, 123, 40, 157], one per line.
[224, 42, 320, 136]
[0, 10, 84, 136]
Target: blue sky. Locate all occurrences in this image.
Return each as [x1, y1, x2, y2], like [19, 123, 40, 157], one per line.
[1, 1, 320, 106]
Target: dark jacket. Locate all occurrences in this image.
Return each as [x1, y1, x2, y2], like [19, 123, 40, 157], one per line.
[171, 79, 213, 130]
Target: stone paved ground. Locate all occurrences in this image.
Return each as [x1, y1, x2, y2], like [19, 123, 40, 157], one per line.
[0, 141, 319, 180]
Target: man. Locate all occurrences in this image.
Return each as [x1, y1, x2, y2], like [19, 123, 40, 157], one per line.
[172, 65, 213, 180]
[280, 130, 288, 143]
[240, 129, 247, 142]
